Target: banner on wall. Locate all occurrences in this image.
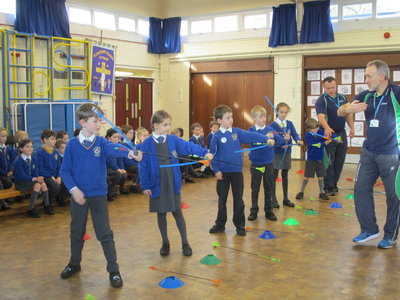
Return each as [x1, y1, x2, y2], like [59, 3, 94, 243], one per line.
[91, 45, 115, 95]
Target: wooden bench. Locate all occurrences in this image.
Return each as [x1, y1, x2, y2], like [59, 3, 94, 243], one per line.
[0, 188, 32, 217]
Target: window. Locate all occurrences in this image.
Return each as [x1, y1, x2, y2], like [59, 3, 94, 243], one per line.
[0, 0, 15, 15]
[118, 17, 135, 32]
[377, 0, 400, 18]
[137, 19, 149, 36]
[330, 4, 338, 23]
[94, 11, 116, 30]
[69, 7, 92, 26]
[343, 3, 372, 20]
[181, 20, 188, 36]
[244, 14, 267, 29]
[191, 20, 212, 34]
[214, 15, 238, 32]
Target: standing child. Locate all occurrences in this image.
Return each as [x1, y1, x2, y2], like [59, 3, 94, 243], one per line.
[269, 102, 303, 208]
[295, 118, 330, 201]
[60, 103, 142, 288]
[247, 106, 287, 222]
[139, 110, 213, 256]
[206, 121, 219, 149]
[14, 139, 53, 217]
[209, 105, 270, 236]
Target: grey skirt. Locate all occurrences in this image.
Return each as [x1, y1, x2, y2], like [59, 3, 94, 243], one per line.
[272, 152, 292, 170]
[15, 180, 36, 192]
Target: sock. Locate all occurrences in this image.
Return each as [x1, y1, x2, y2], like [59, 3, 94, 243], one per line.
[172, 210, 189, 245]
[301, 179, 308, 193]
[42, 191, 50, 206]
[318, 179, 324, 194]
[282, 169, 289, 199]
[28, 191, 39, 210]
[157, 213, 169, 244]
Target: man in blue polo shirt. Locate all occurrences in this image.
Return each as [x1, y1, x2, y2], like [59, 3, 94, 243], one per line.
[315, 76, 355, 196]
[338, 60, 400, 249]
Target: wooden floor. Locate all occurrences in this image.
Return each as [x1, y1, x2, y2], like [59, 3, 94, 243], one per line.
[1, 160, 399, 300]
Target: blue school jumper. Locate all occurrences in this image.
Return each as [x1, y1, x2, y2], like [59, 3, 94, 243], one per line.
[139, 134, 209, 198]
[206, 132, 214, 149]
[304, 130, 326, 161]
[14, 155, 39, 181]
[189, 135, 206, 148]
[60, 137, 131, 197]
[36, 146, 61, 177]
[269, 120, 300, 154]
[0, 146, 16, 176]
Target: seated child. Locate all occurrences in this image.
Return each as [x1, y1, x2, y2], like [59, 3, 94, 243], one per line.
[56, 130, 70, 144]
[296, 118, 330, 201]
[206, 120, 219, 149]
[55, 138, 69, 206]
[14, 139, 53, 218]
[0, 128, 16, 209]
[171, 128, 195, 183]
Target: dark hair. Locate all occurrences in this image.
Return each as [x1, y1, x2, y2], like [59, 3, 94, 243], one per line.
[323, 76, 336, 84]
[214, 105, 232, 120]
[305, 118, 319, 130]
[55, 138, 66, 148]
[56, 131, 68, 139]
[121, 124, 133, 134]
[77, 103, 102, 121]
[41, 129, 56, 141]
[73, 128, 81, 137]
[177, 127, 184, 137]
[19, 138, 32, 149]
[191, 122, 202, 131]
[151, 110, 171, 130]
[105, 128, 117, 138]
[209, 120, 219, 128]
[276, 102, 290, 113]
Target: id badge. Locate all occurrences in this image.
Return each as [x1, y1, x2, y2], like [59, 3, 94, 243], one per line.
[370, 119, 379, 128]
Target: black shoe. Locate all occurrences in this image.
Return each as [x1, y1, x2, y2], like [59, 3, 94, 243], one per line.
[295, 192, 304, 199]
[265, 212, 277, 221]
[236, 227, 246, 236]
[182, 244, 192, 256]
[112, 192, 118, 198]
[319, 193, 329, 200]
[109, 272, 123, 288]
[1, 203, 11, 210]
[185, 177, 195, 183]
[107, 194, 115, 202]
[247, 213, 257, 221]
[283, 199, 295, 207]
[27, 209, 41, 218]
[120, 188, 130, 195]
[272, 201, 280, 208]
[333, 185, 339, 193]
[60, 264, 81, 279]
[325, 189, 336, 196]
[160, 243, 170, 256]
[209, 225, 225, 233]
[44, 205, 55, 215]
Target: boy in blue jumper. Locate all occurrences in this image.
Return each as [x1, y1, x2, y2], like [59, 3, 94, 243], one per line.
[60, 103, 142, 288]
[295, 118, 330, 201]
[189, 123, 206, 147]
[247, 106, 287, 222]
[0, 128, 16, 210]
[36, 129, 61, 210]
[209, 105, 270, 236]
[206, 120, 219, 149]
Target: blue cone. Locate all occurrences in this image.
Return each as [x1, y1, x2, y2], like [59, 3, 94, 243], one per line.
[159, 276, 184, 289]
[329, 202, 342, 208]
[258, 230, 276, 239]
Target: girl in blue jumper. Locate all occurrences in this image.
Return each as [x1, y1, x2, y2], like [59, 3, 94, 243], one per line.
[295, 118, 330, 201]
[269, 102, 303, 208]
[14, 139, 53, 218]
[139, 110, 213, 257]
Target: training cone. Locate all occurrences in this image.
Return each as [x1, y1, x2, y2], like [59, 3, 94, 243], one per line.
[283, 218, 299, 226]
[276, 177, 282, 182]
[309, 197, 316, 201]
[329, 202, 342, 208]
[345, 194, 354, 200]
[345, 178, 353, 181]
[303, 209, 319, 216]
[83, 233, 92, 241]
[181, 202, 190, 209]
[159, 276, 184, 289]
[86, 294, 96, 300]
[200, 254, 222, 265]
[258, 230, 276, 240]
[296, 170, 305, 174]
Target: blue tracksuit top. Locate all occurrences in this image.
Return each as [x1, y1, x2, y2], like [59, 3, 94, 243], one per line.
[36, 146, 61, 178]
[0, 146, 16, 176]
[209, 127, 268, 173]
[60, 136, 131, 197]
[139, 134, 209, 199]
[304, 130, 326, 161]
[248, 126, 286, 165]
[269, 120, 300, 154]
[14, 156, 39, 182]
[189, 135, 206, 148]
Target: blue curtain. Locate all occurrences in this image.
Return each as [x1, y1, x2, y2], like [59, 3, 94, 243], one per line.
[300, 0, 334, 44]
[148, 17, 181, 54]
[268, 4, 298, 48]
[15, 0, 71, 38]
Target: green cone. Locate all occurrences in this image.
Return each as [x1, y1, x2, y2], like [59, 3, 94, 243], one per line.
[345, 194, 354, 200]
[200, 254, 221, 265]
[303, 209, 319, 216]
[283, 218, 299, 226]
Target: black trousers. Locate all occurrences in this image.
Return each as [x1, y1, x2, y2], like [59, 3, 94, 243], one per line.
[0, 176, 13, 189]
[215, 172, 245, 228]
[250, 164, 274, 215]
[324, 130, 347, 190]
[44, 177, 61, 205]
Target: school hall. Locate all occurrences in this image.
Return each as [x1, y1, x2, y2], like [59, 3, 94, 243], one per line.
[0, 0, 400, 299]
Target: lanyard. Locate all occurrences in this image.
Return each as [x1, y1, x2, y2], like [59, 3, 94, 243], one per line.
[324, 93, 340, 108]
[373, 88, 390, 119]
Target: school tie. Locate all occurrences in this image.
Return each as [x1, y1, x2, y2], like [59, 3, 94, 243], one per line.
[26, 158, 31, 166]
[82, 139, 92, 147]
[157, 136, 164, 144]
[0, 147, 5, 154]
